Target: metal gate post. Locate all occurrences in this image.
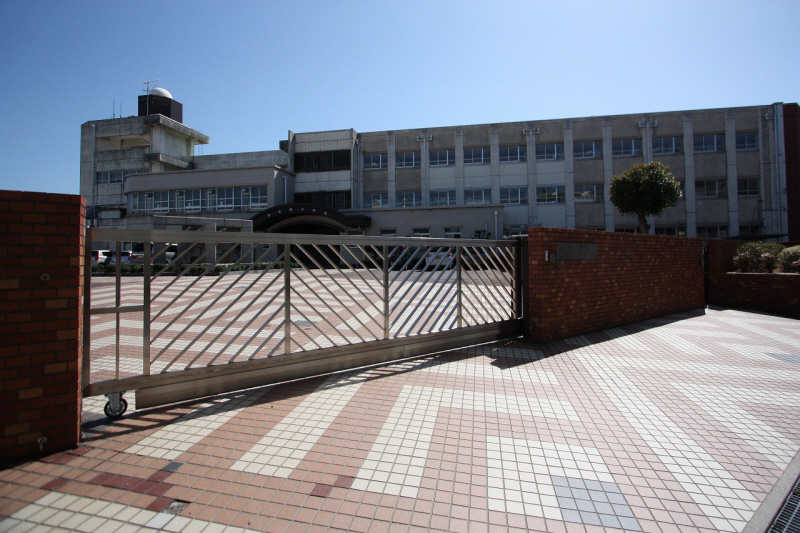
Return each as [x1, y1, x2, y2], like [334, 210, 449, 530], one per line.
[284, 244, 291, 355]
[383, 244, 389, 339]
[82, 228, 94, 391]
[143, 241, 151, 376]
[115, 240, 121, 380]
[457, 246, 463, 328]
[511, 237, 529, 318]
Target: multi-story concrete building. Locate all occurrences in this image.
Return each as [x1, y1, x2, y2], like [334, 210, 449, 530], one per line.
[80, 89, 800, 243]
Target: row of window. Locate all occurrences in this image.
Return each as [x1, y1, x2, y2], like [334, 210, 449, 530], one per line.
[363, 185, 603, 208]
[381, 224, 758, 239]
[130, 186, 268, 214]
[95, 168, 147, 185]
[617, 226, 734, 239]
[295, 150, 351, 173]
[363, 132, 758, 169]
[363, 177, 759, 209]
[294, 191, 351, 210]
[379, 226, 528, 239]
[379, 227, 466, 238]
[696, 178, 760, 198]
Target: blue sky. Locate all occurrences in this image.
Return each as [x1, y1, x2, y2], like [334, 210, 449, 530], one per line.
[0, 0, 797, 195]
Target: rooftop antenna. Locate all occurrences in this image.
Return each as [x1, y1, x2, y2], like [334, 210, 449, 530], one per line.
[140, 78, 159, 116]
[112, 99, 115, 119]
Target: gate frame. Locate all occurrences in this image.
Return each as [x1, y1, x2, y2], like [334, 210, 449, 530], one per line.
[83, 228, 523, 410]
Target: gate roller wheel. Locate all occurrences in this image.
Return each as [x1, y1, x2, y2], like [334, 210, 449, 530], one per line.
[104, 398, 128, 418]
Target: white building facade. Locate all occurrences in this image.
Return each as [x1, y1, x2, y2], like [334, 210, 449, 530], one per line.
[80, 90, 798, 243]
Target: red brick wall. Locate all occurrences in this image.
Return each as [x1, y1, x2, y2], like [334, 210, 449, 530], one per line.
[706, 239, 800, 318]
[0, 190, 85, 463]
[524, 228, 705, 342]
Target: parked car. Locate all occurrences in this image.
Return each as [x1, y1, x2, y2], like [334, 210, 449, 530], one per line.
[130, 243, 178, 264]
[91, 250, 111, 266]
[108, 251, 131, 264]
[424, 247, 456, 270]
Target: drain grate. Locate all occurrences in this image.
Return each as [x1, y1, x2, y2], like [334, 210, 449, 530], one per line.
[769, 480, 800, 533]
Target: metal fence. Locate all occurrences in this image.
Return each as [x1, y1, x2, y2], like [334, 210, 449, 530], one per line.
[84, 229, 522, 412]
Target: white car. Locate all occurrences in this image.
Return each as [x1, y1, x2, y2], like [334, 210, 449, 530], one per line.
[91, 250, 111, 266]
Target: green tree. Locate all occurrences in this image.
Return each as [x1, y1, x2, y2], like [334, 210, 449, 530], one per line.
[609, 162, 682, 233]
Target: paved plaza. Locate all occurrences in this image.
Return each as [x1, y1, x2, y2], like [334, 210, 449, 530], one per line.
[1, 307, 799, 532]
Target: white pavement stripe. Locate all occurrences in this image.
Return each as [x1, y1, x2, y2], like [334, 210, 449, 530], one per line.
[351, 385, 579, 498]
[124, 389, 265, 460]
[673, 382, 800, 469]
[578, 353, 758, 532]
[600, 354, 800, 382]
[231, 372, 368, 477]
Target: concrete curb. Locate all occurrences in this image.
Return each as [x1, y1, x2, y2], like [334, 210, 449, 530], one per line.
[743, 447, 800, 533]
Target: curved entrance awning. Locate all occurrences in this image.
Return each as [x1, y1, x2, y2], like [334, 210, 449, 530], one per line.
[251, 203, 371, 233]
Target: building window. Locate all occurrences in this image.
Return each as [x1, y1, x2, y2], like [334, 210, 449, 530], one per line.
[536, 185, 565, 204]
[535, 143, 565, 161]
[500, 187, 528, 204]
[153, 190, 169, 213]
[429, 149, 455, 166]
[574, 184, 603, 203]
[363, 193, 388, 208]
[132, 192, 154, 214]
[499, 145, 527, 163]
[216, 187, 235, 211]
[396, 191, 422, 207]
[295, 191, 351, 210]
[396, 151, 421, 168]
[464, 147, 490, 165]
[430, 189, 456, 206]
[176, 189, 201, 212]
[736, 132, 758, 151]
[652, 136, 683, 155]
[295, 150, 351, 172]
[697, 226, 728, 239]
[694, 134, 725, 153]
[612, 138, 643, 157]
[380, 229, 396, 237]
[444, 227, 461, 239]
[363, 153, 388, 170]
[738, 178, 759, 196]
[696, 180, 727, 198]
[412, 228, 430, 237]
[573, 141, 602, 159]
[655, 226, 686, 236]
[244, 186, 268, 209]
[465, 188, 491, 204]
[739, 225, 761, 236]
[95, 168, 146, 185]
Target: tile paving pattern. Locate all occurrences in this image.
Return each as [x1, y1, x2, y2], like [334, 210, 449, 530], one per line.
[2, 307, 799, 532]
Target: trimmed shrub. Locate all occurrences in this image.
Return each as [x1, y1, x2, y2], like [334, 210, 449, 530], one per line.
[733, 242, 785, 272]
[778, 246, 800, 273]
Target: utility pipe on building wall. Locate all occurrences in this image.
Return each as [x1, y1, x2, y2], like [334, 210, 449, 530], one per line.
[92, 123, 97, 228]
[494, 210, 498, 239]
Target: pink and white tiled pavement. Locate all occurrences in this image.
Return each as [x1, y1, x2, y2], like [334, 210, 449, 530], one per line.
[2, 307, 799, 532]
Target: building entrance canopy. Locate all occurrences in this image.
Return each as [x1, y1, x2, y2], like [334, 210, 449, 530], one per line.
[251, 202, 371, 233]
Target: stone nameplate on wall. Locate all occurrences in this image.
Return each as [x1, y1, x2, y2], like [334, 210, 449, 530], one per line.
[556, 242, 597, 261]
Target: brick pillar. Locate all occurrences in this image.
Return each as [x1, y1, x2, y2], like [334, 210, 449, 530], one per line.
[0, 190, 85, 463]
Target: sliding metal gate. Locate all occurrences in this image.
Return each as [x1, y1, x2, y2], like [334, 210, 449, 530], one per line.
[83, 229, 522, 412]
